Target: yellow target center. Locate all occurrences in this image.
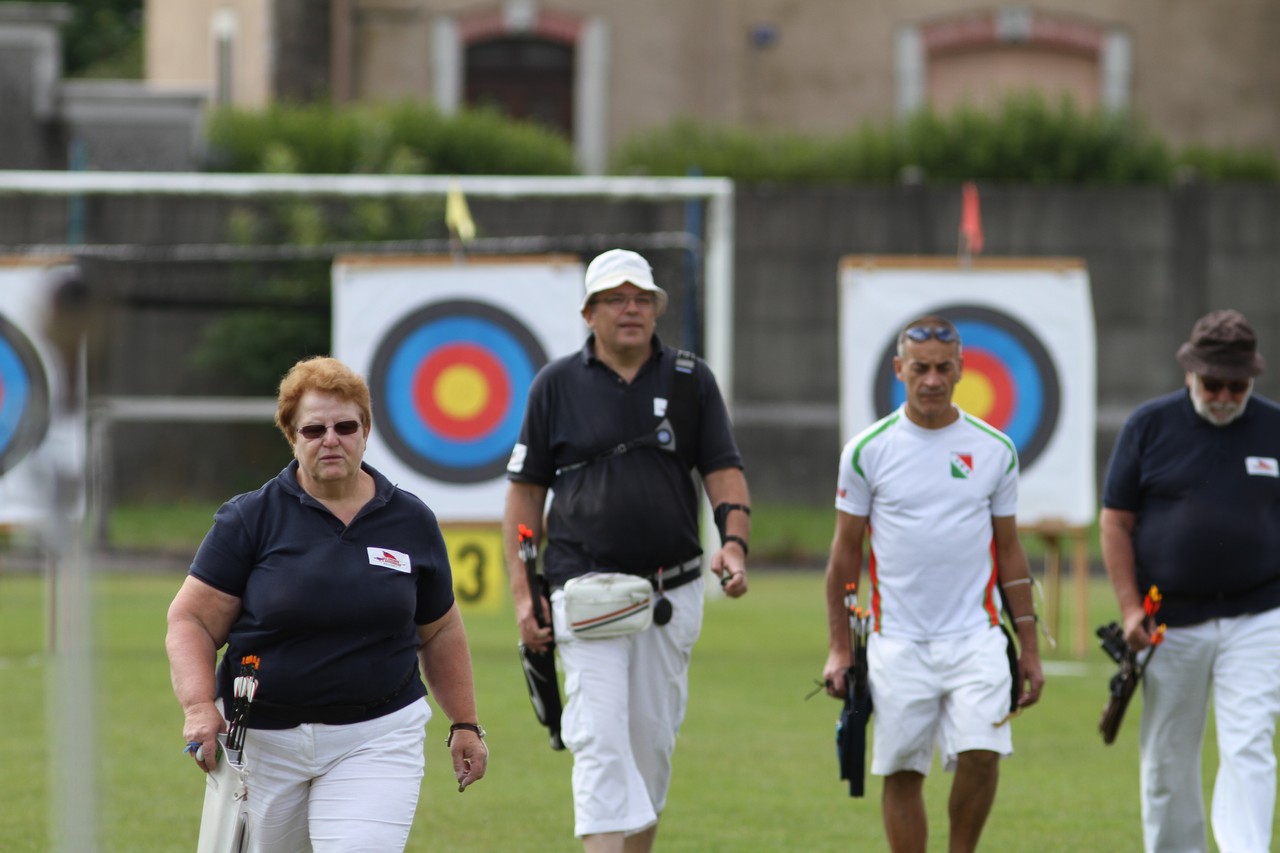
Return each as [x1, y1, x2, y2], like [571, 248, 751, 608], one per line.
[434, 365, 490, 420]
[953, 371, 995, 419]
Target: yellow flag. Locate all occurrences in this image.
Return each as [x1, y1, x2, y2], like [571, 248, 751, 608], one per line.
[445, 179, 476, 242]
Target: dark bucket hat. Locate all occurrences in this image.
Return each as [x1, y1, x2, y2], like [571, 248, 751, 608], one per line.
[1175, 309, 1265, 380]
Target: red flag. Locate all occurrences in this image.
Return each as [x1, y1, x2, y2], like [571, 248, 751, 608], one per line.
[960, 181, 984, 255]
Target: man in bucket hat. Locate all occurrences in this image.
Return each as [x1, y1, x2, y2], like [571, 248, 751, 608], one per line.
[504, 248, 750, 852]
[1101, 309, 1280, 853]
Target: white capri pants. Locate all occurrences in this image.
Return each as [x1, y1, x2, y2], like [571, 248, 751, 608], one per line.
[239, 699, 429, 853]
[552, 576, 704, 838]
[867, 626, 1014, 776]
[1139, 606, 1280, 853]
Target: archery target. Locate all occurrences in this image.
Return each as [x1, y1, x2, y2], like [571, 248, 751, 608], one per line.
[0, 259, 85, 526]
[334, 255, 586, 523]
[370, 300, 547, 484]
[873, 305, 1060, 470]
[0, 313, 51, 473]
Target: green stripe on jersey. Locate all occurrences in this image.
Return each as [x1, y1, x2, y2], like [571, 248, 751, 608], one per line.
[960, 412, 1018, 473]
[850, 412, 900, 479]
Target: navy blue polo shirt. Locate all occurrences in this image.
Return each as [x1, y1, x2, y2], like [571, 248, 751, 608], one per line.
[191, 461, 454, 728]
[507, 335, 743, 588]
[1103, 389, 1280, 627]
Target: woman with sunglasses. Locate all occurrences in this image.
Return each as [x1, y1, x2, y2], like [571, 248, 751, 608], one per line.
[166, 355, 486, 852]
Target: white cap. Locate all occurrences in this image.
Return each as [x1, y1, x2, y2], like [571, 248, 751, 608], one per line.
[581, 249, 668, 312]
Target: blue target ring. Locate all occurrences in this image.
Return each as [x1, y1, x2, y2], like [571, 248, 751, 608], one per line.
[371, 301, 547, 484]
[874, 305, 1060, 471]
[0, 315, 51, 473]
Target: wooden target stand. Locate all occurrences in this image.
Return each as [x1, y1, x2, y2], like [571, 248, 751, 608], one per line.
[1021, 521, 1092, 658]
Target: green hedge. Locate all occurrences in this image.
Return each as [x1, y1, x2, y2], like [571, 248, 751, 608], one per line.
[206, 101, 575, 176]
[613, 92, 1279, 184]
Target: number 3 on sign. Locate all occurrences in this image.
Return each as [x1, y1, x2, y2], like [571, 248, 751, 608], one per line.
[441, 525, 505, 613]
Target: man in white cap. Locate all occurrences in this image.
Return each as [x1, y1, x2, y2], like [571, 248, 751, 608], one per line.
[504, 248, 751, 852]
[1102, 309, 1280, 853]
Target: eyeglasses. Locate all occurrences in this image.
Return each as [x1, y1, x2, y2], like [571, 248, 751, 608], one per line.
[297, 420, 361, 440]
[1199, 377, 1250, 394]
[904, 325, 958, 344]
[592, 293, 657, 310]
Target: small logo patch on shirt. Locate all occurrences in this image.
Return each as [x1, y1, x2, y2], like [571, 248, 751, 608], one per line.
[950, 452, 974, 479]
[654, 397, 668, 417]
[1246, 456, 1279, 477]
[507, 443, 528, 473]
[368, 547, 411, 573]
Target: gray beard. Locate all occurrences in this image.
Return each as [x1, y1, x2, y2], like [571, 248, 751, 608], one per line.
[1191, 390, 1250, 426]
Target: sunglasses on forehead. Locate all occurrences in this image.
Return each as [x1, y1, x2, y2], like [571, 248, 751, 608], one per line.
[1199, 377, 1250, 394]
[904, 325, 959, 344]
[297, 420, 361, 440]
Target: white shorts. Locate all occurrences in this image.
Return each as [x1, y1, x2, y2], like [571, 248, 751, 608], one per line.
[868, 626, 1013, 776]
[552, 576, 704, 838]
[240, 699, 429, 853]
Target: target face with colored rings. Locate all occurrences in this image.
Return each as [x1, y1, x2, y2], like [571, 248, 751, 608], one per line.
[873, 305, 1061, 470]
[370, 300, 548, 484]
[0, 315, 51, 474]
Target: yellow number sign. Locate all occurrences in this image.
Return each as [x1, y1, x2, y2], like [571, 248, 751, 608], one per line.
[441, 524, 506, 613]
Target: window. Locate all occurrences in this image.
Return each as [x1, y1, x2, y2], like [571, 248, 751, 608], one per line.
[465, 37, 574, 137]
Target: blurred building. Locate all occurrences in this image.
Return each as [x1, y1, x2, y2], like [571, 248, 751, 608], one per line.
[0, 3, 206, 171]
[145, 0, 1280, 173]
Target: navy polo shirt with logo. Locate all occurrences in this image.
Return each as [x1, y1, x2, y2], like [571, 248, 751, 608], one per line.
[1103, 390, 1280, 627]
[507, 335, 743, 589]
[191, 460, 454, 728]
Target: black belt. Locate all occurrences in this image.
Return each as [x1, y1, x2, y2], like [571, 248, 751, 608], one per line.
[655, 556, 703, 590]
[555, 556, 703, 592]
[249, 666, 418, 726]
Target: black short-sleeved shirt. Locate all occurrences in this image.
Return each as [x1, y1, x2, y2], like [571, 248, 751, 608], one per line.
[191, 460, 454, 728]
[1102, 390, 1280, 626]
[507, 335, 743, 588]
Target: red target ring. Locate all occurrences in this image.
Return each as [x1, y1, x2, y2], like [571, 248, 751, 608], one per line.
[956, 349, 1016, 429]
[412, 343, 511, 441]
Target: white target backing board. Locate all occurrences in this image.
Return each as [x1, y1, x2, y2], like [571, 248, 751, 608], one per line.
[839, 257, 1096, 527]
[0, 258, 82, 525]
[333, 255, 586, 522]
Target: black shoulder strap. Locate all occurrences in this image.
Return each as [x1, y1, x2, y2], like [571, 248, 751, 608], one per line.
[667, 349, 700, 470]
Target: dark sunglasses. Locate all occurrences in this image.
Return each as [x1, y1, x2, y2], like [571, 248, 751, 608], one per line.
[297, 420, 361, 440]
[904, 325, 958, 344]
[1199, 377, 1250, 394]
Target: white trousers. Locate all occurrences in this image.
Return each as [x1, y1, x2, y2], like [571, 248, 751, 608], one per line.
[1140, 607, 1280, 853]
[552, 576, 704, 838]
[241, 699, 429, 853]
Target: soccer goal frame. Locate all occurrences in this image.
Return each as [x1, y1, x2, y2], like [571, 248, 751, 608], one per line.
[0, 170, 737, 398]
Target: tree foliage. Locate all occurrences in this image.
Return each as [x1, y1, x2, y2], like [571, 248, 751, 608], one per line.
[30, 0, 143, 77]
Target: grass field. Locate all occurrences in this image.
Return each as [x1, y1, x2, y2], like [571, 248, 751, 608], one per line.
[97, 501, 1100, 566]
[1, 566, 1264, 852]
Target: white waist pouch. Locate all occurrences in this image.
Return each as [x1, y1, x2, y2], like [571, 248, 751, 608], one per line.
[563, 572, 653, 638]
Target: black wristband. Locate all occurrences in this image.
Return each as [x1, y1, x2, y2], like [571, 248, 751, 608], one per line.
[723, 534, 749, 556]
[447, 722, 486, 746]
[714, 503, 752, 540]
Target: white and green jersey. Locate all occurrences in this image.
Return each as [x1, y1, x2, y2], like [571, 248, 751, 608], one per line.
[835, 405, 1019, 641]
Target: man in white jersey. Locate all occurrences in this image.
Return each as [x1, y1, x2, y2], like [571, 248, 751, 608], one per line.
[822, 315, 1044, 853]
